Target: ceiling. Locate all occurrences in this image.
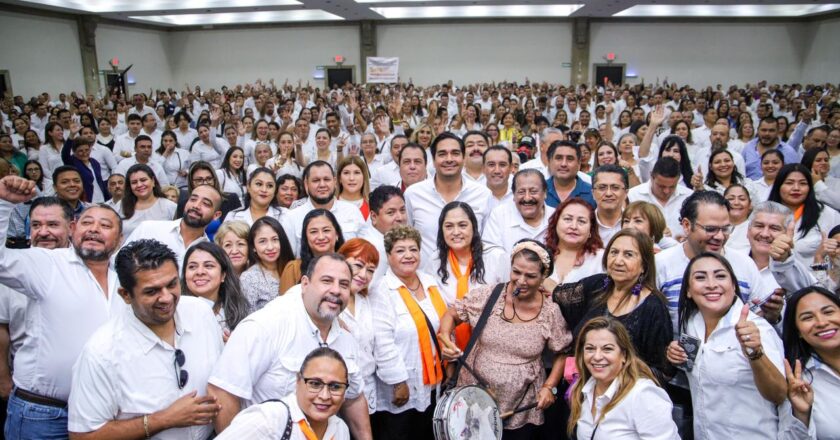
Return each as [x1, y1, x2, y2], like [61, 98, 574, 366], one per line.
[2, 0, 839, 26]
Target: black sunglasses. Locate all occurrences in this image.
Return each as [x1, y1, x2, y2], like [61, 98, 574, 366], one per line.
[174, 349, 189, 390]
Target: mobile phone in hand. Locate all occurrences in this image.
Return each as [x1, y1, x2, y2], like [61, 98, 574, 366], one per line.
[677, 334, 701, 372]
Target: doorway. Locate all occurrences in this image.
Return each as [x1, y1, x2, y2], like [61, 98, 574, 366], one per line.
[325, 66, 355, 89]
[592, 64, 626, 86]
[0, 71, 11, 98]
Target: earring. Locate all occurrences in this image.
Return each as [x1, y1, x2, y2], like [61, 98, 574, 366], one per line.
[631, 274, 643, 296]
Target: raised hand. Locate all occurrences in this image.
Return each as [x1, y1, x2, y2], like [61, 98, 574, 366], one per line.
[770, 221, 795, 262]
[650, 105, 666, 126]
[784, 359, 814, 425]
[0, 176, 36, 204]
[814, 231, 839, 264]
[735, 304, 762, 357]
[691, 166, 705, 191]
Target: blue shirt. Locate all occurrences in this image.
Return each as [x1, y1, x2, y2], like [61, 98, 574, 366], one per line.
[742, 139, 800, 180]
[545, 176, 596, 209]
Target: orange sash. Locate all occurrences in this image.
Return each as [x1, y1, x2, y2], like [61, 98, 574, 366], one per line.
[298, 419, 333, 440]
[794, 205, 804, 222]
[398, 284, 448, 385]
[448, 250, 473, 350]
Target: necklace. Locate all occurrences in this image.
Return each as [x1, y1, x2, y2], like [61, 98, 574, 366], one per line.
[500, 283, 542, 323]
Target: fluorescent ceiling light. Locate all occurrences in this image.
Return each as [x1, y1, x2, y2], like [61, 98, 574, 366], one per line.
[371, 4, 583, 19]
[614, 4, 840, 17]
[129, 10, 343, 25]
[15, 0, 300, 13]
[357, 0, 485, 3]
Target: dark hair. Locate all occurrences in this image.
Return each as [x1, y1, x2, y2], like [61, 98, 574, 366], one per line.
[547, 140, 580, 161]
[593, 143, 619, 168]
[302, 160, 335, 182]
[303, 253, 352, 279]
[512, 169, 548, 193]
[115, 239, 178, 295]
[188, 161, 221, 192]
[369, 185, 404, 214]
[679, 190, 729, 224]
[597, 229, 664, 311]
[121, 164, 166, 219]
[705, 149, 743, 187]
[239, 167, 278, 211]
[592, 164, 629, 189]
[52, 165, 81, 185]
[782, 286, 840, 368]
[156, 130, 179, 154]
[220, 146, 247, 187]
[30, 196, 74, 223]
[657, 135, 694, 187]
[512, 238, 554, 277]
[126, 113, 142, 124]
[650, 156, 681, 180]
[677, 252, 741, 333]
[482, 145, 512, 164]
[276, 174, 306, 201]
[23, 160, 46, 191]
[134, 135, 153, 149]
[761, 148, 786, 165]
[182, 242, 250, 330]
[800, 147, 828, 172]
[436, 202, 485, 285]
[430, 132, 465, 156]
[768, 163, 823, 239]
[546, 197, 603, 258]
[300, 209, 345, 274]
[247, 216, 294, 277]
[398, 143, 427, 164]
[299, 347, 348, 380]
[463, 130, 489, 146]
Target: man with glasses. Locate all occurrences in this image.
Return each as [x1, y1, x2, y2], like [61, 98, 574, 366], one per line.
[591, 164, 628, 243]
[68, 239, 223, 439]
[208, 254, 372, 439]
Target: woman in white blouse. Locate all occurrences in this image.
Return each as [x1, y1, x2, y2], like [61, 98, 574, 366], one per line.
[246, 142, 273, 178]
[747, 149, 784, 203]
[224, 167, 285, 226]
[666, 253, 786, 440]
[118, 163, 177, 237]
[266, 131, 303, 179]
[802, 147, 840, 212]
[723, 184, 753, 254]
[189, 124, 227, 169]
[216, 347, 351, 440]
[216, 146, 247, 203]
[154, 130, 190, 189]
[173, 111, 197, 149]
[779, 286, 840, 439]
[39, 122, 64, 178]
[244, 120, 276, 166]
[371, 225, 449, 440]
[545, 198, 605, 288]
[569, 316, 679, 440]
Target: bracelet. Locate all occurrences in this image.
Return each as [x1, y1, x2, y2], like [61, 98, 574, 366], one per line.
[143, 414, 150, 439]
[747, 347, 765, 361]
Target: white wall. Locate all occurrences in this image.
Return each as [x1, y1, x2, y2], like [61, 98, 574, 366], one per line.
[378, 23, 573, 85]
[801, 16, 840, 84]
[96, 24, 174, 94]
[0, 11, 85, 98]
[590, 21, 808, 88]
[167, 26, 360, 89]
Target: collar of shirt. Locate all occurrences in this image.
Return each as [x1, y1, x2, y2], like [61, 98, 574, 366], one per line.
[383, 268, 438, 293]
[169, 218, 209, 246]
[688, 296, 745, 339]
[295, 289, 342, 347]
[582, 375, 622, 417]
[123, 302, 190, 354]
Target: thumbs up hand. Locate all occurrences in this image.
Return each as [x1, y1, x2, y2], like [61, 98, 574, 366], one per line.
[770, 221, 796, 262]
[735, 304, 762, 358]
[814, 231, 839, 264]
[691, 166, 705, 191]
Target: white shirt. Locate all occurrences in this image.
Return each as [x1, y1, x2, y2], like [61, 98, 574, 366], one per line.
[216, 169, 245, 202]
[0, 201, 123, 401]
[684, 298, 783, 440]
[0, 284, 28, 362]
[223, 205, 286, 227]
[113, 157, 171, 187]
[188, 139, 227, 169]
[405, 177, 492, 272]
[549, 249, 605, 284]
[484, 185, 513, 220]
[576, 378, 679, 440]
[117, 197, 178, 238]
[68, 297, 222, 439]
[724, 220, 751, 255]
[215, 393, 350, 440]
[790, 207, 840, 267]
[746, 178, 773, 204]
[174, 127, 197, 150]
[628, 180, 693, 240]
[120, 219, 208, 270]
[154, 149, 191, 188]
[372, 270, 450, 413]
[113, 132, 139, 162]
[282, 199, 365, 257]
[208, 292, 363, 405]
[482, 200, 555, 254]
[369, 161, 400, 191]
[692, 146, 746, 178]
[38, 144, 63, 178]
[779, 356, 840, 440]
[90, 144, 118, 181]
[430, 246, 511, 302]
[358, 224, 388, 282]
[596, 210, 623, 244]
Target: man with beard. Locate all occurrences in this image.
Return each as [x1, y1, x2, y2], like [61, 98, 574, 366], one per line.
[742, 117, 800, 179]
[483, 169, 554, 254]
[209, 254, 372, 439]
[68, 240, 223, 439]
[119, 184, 222, 268]
[0, 175, 124, 438]
[105, 173, 125, 210]
[693, 123, 746, 177]
[283, 161, 365, 257]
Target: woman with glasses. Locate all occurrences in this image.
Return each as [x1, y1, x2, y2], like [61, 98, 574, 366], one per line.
[216, 347, 351, 439]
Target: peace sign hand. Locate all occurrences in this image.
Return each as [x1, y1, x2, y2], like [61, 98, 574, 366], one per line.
[784, 359, 814, 424]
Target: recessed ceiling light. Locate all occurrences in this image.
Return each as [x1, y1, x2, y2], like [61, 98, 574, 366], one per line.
[371, 4, 583, 18]
[128, 9, 343, 25]
[14, 0, 301, 13]
[614, 3, 840, 17]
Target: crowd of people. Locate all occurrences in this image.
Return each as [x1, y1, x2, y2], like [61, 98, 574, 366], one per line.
[0, 77, 838, 439]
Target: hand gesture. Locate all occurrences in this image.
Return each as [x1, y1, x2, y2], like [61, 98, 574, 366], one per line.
[691, 166, 704, 191]
[438, 333, 462, 362]
[160, 391, 220, 428]
[536, 386, 556, 410]
[811, 166, 824, 183]
[735, 304, 762, 357]
[210, 107, 222, 124]
[650, 105, 666, 127]
[0, 176, 36, 204]
[770, 221, 795, 262]
[784, 359, 814, 423]
[757, 288, 785, 324]
[814, 231, 839, 263]
[605, 103, 614, 116]
[236, 121, 246, 137]
[666, 340, 687, 366]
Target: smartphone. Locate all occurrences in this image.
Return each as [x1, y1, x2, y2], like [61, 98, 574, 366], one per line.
[677, 334, 701, 372]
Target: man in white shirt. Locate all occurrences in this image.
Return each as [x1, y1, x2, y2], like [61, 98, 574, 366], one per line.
[592, 164, 628, 244]
[483, 169, 555, 254]
[370, 136, 407, 190]
[655, 190, 773, 331]
[359, 185, 407, 281]
[105, 174, 125, 210]
[140, 113, 163, 151]
[120, 185, 222, 268]
[397, 143, 428, 191]
[693, 123, 746, 176]
[462, 131, 488, 184]
[128, 93, 158, 122]
[405, 132, 492, 271]
[114, 114, 143, 161]
[113, 135, 171, 187]
[209, 254, 372, 439]
[628, 157, 693, 240]
[29, 103, 49, 132]
[483, 145, 513, 216]
[283, 162, 365, 257]
[0, 175, 124, 438]
[68, 239, 223, 439]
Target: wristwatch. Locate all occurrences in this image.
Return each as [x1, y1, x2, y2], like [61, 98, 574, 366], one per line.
[542, 385, 558, 395]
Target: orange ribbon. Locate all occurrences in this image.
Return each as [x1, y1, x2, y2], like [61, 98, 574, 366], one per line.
[298, 419, 333, 440]
[448, 250, 473, 350]
[794, 205, 804, 222]
[398, 284, 448, 385]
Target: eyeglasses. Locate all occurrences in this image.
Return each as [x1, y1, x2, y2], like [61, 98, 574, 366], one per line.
[192, 177, 214, 185]
[174, 349, 189, 390]
[593, 184, 627, 193]
[693, 222, 734, 235]
[301, 377, 349, 396]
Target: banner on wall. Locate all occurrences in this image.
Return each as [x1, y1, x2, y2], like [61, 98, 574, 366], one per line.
[366, 57, 399, 83]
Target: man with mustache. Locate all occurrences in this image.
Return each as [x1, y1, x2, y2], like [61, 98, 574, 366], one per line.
[483, 169, 554, 254]
[462, 131, 489, 184]
[591, 164, 628, 244]
[119, 184, 222, 268]
[0, 175, 124, 438]
[8, 166, 90, 244]
[209, 254, 372, 439]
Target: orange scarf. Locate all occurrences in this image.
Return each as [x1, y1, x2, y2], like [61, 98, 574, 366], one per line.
[448, 250, 473, 350]
[298, 419, 332, 440]
[398, 284, 448, 385]
[794, 205, 805, 222]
